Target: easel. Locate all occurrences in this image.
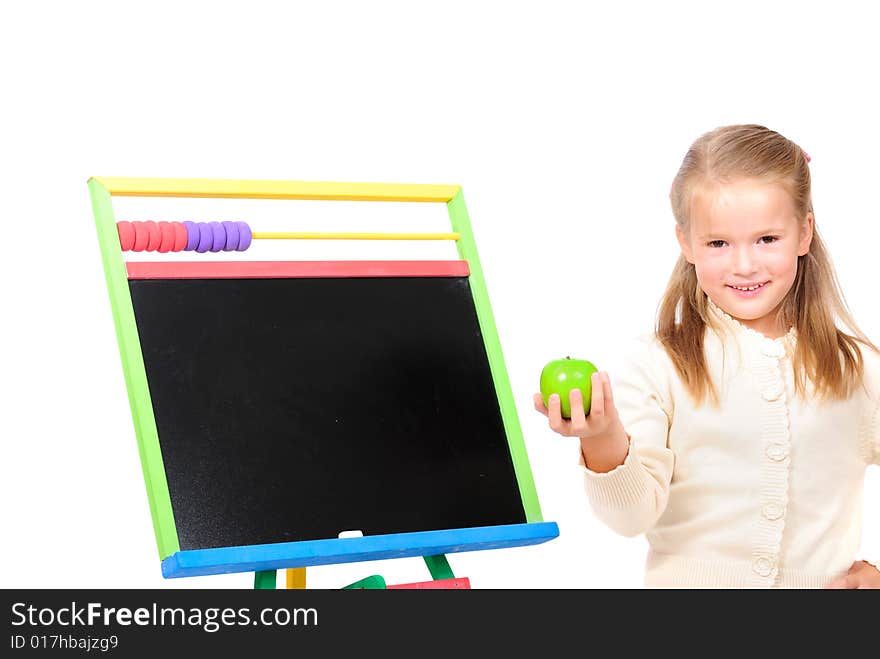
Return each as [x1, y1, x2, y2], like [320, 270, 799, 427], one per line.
[89, 177, 558, 589]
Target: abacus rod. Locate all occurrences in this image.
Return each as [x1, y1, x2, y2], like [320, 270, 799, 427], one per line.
[250, 232, 460, 241]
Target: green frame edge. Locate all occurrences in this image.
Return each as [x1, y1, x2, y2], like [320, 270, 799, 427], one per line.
[88, 178, 180, 559]
[447, 191, 543, 523]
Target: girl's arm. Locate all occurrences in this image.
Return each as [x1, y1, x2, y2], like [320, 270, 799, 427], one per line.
[535, 335, 675, 537]
[836, 350, 880, 587]
[860, 344, 880, 465]
[580, 337, 675, 537]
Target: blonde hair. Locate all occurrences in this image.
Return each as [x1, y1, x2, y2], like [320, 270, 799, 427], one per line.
[660, 123, 877, 405]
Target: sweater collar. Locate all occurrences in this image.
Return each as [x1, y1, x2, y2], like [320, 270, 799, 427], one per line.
[705, 296, 797, 357]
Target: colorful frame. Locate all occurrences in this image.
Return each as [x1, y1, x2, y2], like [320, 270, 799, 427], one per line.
[89, 176, 558, 578]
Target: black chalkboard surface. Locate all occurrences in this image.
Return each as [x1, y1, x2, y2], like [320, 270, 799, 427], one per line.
[129, 276, 526, 551]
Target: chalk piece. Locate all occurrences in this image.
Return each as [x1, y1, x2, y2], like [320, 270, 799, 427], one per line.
[338, 530, 364, 539]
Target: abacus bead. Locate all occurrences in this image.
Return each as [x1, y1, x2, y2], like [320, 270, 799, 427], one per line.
[157, 221, 176, 253]
[172, 222, 188, 252]
[144, 221, 161, 251]
[183, 221, 199, 251]
[236, 221, 252, 251]
[117, 221, 135, 251]
[132, 221, 149, 252]
[209, 221, 225, 252]
[196, 222, 213, 253]
[222, 221, 240, 251]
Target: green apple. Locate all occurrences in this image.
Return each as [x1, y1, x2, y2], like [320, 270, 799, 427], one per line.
[540, 356, 599, 418]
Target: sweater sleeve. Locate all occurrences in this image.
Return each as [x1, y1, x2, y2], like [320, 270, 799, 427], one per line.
[861, 350, 880, 572]
[870, 400, 880, 466]
[862, 347, 880, 466]
[579, 334, 675, 537]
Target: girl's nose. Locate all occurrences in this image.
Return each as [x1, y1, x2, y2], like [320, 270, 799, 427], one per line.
[732, 246, 757, 275]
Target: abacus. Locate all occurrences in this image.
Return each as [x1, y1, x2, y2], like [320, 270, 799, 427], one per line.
[89, 176, 558, 589]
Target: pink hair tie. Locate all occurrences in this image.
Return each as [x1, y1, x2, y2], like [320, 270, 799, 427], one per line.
[803, 150, 811, 163]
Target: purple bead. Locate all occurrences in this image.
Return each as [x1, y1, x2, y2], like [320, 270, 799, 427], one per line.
[196, 223, 213, 253]
[183, 221, 199, 251]
[209, 221, 225, 252]
[222, 221, 240, 251]
[236, 221, 252, 251]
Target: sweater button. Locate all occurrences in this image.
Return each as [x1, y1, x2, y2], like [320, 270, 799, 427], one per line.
[765, 443, 789, 461]
[752, 556, 775, 577]
[762, 384, 784, 401]
[762, 502, 784, 520]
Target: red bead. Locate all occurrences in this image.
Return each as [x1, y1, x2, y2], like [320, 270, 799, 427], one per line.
[144, 221, 161, 251]
[117, 221, 135, 251]
[132, 221, 149, 251]
[172, 222, 188, 251]
[157, 221, 176, 253]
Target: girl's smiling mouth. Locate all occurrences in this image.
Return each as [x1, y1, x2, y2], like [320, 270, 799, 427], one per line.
[726, 281, 770, 296]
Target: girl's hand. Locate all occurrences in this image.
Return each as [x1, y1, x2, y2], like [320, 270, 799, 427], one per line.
[825, 560, 880, 589]
[533, 371, 623, 442]
[534, 371, 629, 472]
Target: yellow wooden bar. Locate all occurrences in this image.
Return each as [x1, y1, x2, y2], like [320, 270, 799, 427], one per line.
[89, 177, 460, 202]
[286, 568, 306, 589]
[251, 231, 460, 241]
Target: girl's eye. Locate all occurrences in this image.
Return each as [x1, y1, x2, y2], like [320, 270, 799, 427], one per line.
[759, 236, 778, 244]
[707, 240, 726, 248]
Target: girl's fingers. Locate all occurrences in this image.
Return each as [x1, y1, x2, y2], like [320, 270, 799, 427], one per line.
[602, 372, 615, 409]
[568, 388, 587, 428]
[825, 573, 859, 589]
[839, 574, 860, 589]
[589, 372, 605, 417]
[533, 393, 548, 415]
[548, 393, 561, 418]
[547, 394, 567, 432]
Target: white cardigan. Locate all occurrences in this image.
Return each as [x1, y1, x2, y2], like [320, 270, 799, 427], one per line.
[580, 299, 880, 588]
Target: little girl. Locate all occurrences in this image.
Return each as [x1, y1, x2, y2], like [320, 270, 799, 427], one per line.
[535, 124, 880, 588]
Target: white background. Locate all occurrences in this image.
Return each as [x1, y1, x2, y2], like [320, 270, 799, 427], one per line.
[2, 1, 878, 589]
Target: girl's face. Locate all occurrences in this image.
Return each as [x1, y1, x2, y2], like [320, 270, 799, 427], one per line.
[676, 179, 813, 338]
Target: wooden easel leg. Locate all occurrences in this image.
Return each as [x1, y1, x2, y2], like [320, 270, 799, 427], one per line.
[342, 574, 386, 589]
[254, 570, 277, 589]
[286, 567, 306, 589]
[423, 554, 455, 580]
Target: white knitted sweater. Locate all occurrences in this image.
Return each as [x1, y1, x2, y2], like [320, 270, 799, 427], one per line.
[580, 299, 880, 588]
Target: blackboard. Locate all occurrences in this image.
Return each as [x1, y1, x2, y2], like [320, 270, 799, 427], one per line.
[129, 275, 527, 552]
